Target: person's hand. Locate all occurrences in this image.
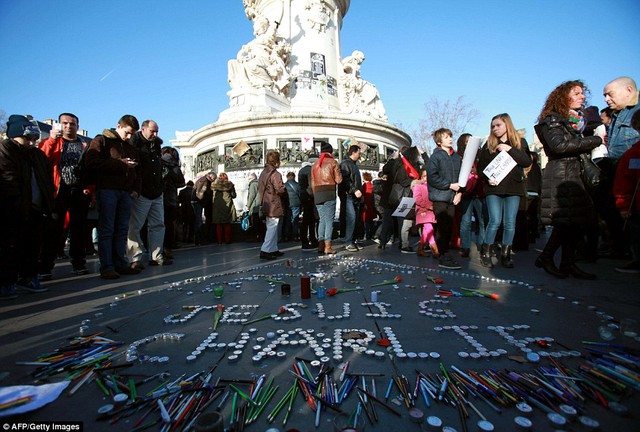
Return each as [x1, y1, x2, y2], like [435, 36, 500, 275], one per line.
[620, 210, 630, 219]
[496, 144, 512, 152]
[449, 182, 460, 191]
[354, 190, 363, 198]
[122, 157, 138, 167]
[488, 178, 498, 186]
[131, 191, 139, 200]
[453, 192, 462, 205]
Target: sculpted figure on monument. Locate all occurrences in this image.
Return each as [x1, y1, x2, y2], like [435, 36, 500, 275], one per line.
[227, 13, 292, 95]
[305, 0, 331, 33]
[340, 50, 387, 120]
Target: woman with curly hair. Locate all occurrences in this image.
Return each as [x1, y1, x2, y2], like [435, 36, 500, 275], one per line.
[211, 172, 237, 244]
[534, 80, 602, 279]
[477, 114, 531, 268]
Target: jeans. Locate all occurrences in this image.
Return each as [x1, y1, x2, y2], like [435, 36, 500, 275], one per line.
[378, 208, 395, 244]
[485, 194, 520, 246]
[400, 218, 414, 248]
[460, 197, 485, 249]
[97, 189, 132, 272]
[316, 200, 336, 241]
[283, 206, 301, 240]
[127, 195, 166, 263]
[344, 196, 358, 244]
[261, 216, 280, 253]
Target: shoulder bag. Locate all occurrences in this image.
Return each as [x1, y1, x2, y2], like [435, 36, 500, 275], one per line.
[578, 152, 601, 190]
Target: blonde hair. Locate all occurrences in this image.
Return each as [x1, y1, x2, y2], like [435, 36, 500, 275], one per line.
[487, 113, 521, 153]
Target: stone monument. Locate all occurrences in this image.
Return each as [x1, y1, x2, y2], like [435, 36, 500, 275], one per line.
[171, 0, 410, 208]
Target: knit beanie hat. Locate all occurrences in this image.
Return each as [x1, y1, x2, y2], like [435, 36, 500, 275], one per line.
[6, 115, 40, 139]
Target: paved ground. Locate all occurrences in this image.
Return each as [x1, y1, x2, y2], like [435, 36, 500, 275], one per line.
[1, 233, 639, 432]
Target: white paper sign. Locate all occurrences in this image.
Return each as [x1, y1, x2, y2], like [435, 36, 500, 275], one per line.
[301, 135, 314, 151]
[458, 137, 482, 186]
[482, 150, 517, 185]
[392, 197, 416, 217]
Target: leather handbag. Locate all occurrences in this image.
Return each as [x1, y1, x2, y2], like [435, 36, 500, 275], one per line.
[578, 152, 601, 190]
[388, 183, 410, 207]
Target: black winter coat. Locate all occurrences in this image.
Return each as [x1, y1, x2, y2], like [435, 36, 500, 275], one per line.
[131, 132, 163, 199]
[536, 113, 601, 226]
[0, 139, 54, 220]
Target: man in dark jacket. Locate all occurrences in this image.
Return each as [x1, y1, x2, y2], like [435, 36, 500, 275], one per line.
[339, 145, 363, 252]
[85, 115, 140, 279]
[298, 156, 319, 251]
[427, 128, 463, 269]
[127, 120, 172, 269]
[0, 115, 53, 299]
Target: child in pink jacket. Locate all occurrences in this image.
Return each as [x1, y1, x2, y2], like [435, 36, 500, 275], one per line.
[412, 170, 438, 257]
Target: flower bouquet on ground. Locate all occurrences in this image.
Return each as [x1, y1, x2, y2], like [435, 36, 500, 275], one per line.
[326, 287, 363, 297]
[243, 306, 288, 325]
[370, 276, 402, 287]
[460, 287, 500, 300]
[213, 304, 224, 330]
[265, 277, 285, 284]
[426, 275, 444, 284]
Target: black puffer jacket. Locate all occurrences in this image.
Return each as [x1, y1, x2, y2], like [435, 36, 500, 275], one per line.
[536, 113, 601, 226]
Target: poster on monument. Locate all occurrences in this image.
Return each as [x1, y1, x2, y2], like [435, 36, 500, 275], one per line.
[482, 150, 517, 185]
[458, 137, 482, 186]
[301, 135, 314, 151]
[392, 197, 416, 218]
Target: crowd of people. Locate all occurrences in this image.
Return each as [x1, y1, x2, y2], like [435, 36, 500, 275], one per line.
[1, 76, 638, 300]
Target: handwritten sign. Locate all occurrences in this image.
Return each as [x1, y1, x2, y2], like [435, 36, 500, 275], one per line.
[482, 150, 517, 185]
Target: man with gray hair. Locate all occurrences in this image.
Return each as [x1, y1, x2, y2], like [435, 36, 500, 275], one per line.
[127, 120, 172, 269]
[604, 76, 640, 160]
[598, 77, 640, 258]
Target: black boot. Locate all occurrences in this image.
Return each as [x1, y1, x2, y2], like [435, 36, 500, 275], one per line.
[480, 244, 493, 268]
[559, 229, 596, 280]
[560, 264, 597, 280]
[501, 245, 514, 268]
[535, 255, 566, 278]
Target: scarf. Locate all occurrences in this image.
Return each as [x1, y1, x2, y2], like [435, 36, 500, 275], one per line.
[568, 109, 586, 133]
[315, 151, 333, 175]
[400, 153, 420, 179]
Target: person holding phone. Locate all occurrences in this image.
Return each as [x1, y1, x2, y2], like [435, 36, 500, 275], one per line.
[127, 120, 173, 270]
[85, 115, 141, 279]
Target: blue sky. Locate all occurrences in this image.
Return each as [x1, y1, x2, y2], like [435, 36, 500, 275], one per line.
[1, 0, 639, 147]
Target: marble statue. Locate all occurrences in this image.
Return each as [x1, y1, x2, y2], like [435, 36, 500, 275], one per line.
[305, 0, 331, 33]
[340, 50, 387, 120]
[228, 13, 292, 95]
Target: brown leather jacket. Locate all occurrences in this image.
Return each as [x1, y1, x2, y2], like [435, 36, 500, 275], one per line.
[311, 154, 342, 204]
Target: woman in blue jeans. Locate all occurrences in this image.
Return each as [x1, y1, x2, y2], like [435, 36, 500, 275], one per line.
[477, 114, 532, 268]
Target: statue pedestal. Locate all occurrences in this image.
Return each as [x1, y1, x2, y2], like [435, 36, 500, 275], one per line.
[220, 88, 291, 121]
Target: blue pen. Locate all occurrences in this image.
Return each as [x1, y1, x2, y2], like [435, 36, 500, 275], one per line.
[420, 381, 430, 407]
[384, 378, 394, 401]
